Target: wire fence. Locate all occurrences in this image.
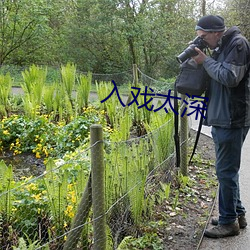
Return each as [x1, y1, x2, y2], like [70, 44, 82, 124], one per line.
[0, 116, 180, 249]
[0, 64, 174, 92]
[0, 65, 191, 249]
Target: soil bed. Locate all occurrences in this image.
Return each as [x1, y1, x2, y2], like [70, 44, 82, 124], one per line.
[159, 130, 217, 250]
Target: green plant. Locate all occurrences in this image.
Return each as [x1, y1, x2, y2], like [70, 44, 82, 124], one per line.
[60, 62, 76, 102]
[12, 176, 49, 241]
[0, 107, 103, 158]
[158, 182, 171, 203]
[0, 161, 15, 222]
[0, 73, 12, 116]
[178, 173, 191, 189]
[21, 65, 47, 118]
[96, 81, 125, 128]
[172, 190, 180, 210]
[76, 72, 92, 111]
[105, 136, 153, 234]
[43, 159, 69, 225]
[144, 110, 174, 164]
[129, 83, 152, 127]
[117, 233, 163, 250]
[13, 233, 48, 250]
[43, 84, 56, 114]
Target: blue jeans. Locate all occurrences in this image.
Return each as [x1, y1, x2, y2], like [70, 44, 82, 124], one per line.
[211, 126, 249, 225]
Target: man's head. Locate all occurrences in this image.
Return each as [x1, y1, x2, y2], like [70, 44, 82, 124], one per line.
[195, 15, 225, 49]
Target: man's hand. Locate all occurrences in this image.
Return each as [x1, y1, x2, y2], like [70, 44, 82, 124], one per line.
[192, 47, 207, 64]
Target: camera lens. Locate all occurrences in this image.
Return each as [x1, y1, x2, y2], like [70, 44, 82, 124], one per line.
[176, 44, 198, 63]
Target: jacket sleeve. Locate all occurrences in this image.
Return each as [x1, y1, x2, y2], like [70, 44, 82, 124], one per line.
[203, 37, 250, 87]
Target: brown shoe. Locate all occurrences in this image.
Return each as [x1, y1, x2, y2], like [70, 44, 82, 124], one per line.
[204, 222, 240, 238]
[211, 214, 247, 229]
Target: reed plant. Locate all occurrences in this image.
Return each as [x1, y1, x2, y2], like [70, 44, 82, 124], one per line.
[60, 63, 76, 103]
[0, 161, 14, 222]
[0, 73, 12, 116]
[52, 82, 73, 122]
[105, 137, 153, 226]
[21, 65, 47, 118]
[43, 159, 69, 245]
[130, 83, 152, 124]
[43, 84, 56, 114]
[76, 72, 92, 112]
[144, 108, 174, 164]
[96, 81, 125, 128]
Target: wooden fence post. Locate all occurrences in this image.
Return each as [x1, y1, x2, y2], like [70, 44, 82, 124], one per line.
[126, 64, 138, 106]
[63, 175, 92, 250]
[91, 124, 106, 250]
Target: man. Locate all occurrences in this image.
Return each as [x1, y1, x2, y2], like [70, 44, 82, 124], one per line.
[192, 15, 250, 238]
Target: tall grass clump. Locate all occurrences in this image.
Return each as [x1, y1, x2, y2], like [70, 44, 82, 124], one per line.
[144, 106, 175, 164]
[0, 73, 12, 117]
[76, 72, 92, 112]
[96, 81, 126, 128]
[21, 65, 47, 118]
[61, 63, 76, 103]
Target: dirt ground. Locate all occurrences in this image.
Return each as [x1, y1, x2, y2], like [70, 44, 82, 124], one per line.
[159, 130, 217, 250]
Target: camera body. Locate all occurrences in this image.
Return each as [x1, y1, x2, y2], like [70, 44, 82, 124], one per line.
[176, 36, 208, 64]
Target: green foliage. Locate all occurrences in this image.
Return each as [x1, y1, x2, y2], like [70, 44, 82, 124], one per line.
[0, 73, 12, 116]
[130, 83, 152, 126]
[105, 136, 153, 227]
[96, 81, 126, 128]
[13, 235, 46, 250]
[0, 161, 14, 222]
[144, 109, 175, 164]
[43, 85, 56, 113]
[0, 0, 228, 77]
[61, 63, 76, 101]
[158, 182, 171, 203]
[117, 233, 163, 250]
[0, 71, 179, 248]
[43, 159, 68, 230]
[21, 65, 47, 118]
[0, 109, 101, 158]
[76, 72, 92, 111]
[12, 176, 48, 240]
[0, 0, 52, 65]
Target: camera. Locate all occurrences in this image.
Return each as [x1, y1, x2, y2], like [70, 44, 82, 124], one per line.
[176, 36, 208, 64]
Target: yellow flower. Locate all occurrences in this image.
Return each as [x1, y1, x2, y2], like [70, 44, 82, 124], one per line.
[26, 183, 37, 191]
[71, 195, 76, 204]
[65, 205, 74, 218]
[12, 207, 17, 212]
[32, 193, 42, 201]
[36, 152, 41, 159]
[3, 130, 9, 135]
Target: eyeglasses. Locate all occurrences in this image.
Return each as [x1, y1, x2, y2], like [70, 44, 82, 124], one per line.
[199, 32, 214, 40]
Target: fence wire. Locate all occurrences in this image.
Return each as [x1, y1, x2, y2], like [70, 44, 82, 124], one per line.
[0, 117, 182, 249]
[0, 67, 191, 249]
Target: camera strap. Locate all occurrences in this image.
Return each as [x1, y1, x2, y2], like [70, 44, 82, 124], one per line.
[174, 84, 180, 168]
[188, 93, 208, 164]
[174, 85, 208, 168]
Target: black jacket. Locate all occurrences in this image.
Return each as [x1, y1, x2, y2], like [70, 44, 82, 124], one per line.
[203, 26, 250, 128]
